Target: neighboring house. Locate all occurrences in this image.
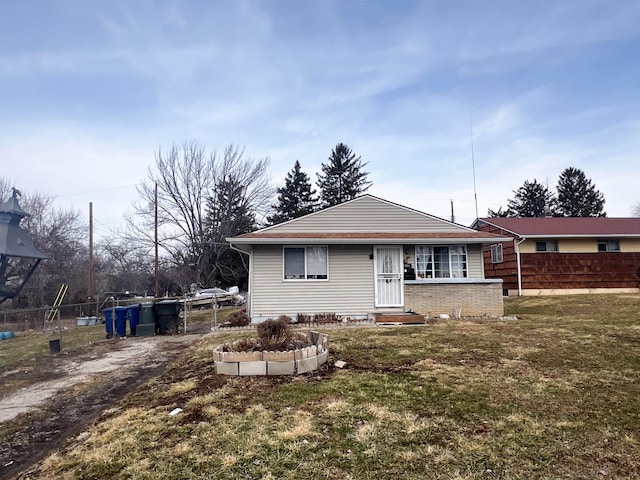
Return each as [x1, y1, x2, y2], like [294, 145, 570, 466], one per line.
[473, 217, 640, 296]
[227, 195, 510, 322]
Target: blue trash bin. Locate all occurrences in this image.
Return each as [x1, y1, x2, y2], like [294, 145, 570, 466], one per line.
[127, 305, 140, 336]
[114, 306, 128, 337]
[102, 308, 114, 338]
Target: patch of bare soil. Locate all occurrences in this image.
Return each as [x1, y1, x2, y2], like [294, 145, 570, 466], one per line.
[0, 335, 200, 480]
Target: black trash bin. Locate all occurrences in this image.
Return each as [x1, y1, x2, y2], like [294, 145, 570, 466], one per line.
[49, 339, 61, 353]
[155, 300, 181, 335]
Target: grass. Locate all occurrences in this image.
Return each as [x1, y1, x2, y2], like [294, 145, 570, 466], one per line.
[33, 294, 640, 479]
[0, 324, 106, 371]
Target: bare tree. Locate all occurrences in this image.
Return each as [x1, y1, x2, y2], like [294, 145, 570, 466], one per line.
[96, 239, 155, 295]
[0, 183, 87, 308]
[202, 145, 273, 287]
[632, 203, 640, 216]
[0, 177, 14, 199]
[130, 142, 272, 289]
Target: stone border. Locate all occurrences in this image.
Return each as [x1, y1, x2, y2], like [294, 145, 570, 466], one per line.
[213, 331, 329, 376]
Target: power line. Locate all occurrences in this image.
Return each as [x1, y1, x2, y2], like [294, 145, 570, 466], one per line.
[52, 184, 138, 199]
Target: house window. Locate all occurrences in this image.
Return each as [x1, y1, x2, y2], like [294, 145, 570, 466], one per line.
[535, 241, 558, 252]
[490, 244, 503, 263]
[415, 246, 467, 279]
[284, 246, 328, 280]
[598, 240, 620, 252]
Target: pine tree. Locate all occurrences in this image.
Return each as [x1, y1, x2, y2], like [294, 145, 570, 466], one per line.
[490, 179, 557, 217]
[487, 206, 512, 217]
[267, 160, 317, 225]
[556, 167, 606, 217]
[507, 179, 557, 217]
[317, 143, 372, 208]
[203, 175, 256, 287]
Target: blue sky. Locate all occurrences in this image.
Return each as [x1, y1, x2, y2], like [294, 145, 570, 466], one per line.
[1, 0, 639, 236]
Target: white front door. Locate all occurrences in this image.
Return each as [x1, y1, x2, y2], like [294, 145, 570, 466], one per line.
[374, 246, 403, 307]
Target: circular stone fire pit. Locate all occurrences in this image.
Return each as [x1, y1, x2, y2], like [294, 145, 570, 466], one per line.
[213, 331, 328, 376]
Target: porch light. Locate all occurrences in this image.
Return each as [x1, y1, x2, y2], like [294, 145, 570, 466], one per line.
[0, 189, 45, 306]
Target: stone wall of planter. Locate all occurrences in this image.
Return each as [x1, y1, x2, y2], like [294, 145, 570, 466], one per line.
[213, 331, 328, 376]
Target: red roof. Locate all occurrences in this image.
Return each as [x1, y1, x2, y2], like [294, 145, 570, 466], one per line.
[477, 217, 640, 237]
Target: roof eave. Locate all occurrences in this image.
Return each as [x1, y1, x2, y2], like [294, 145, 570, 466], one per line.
[519, 233, 640, 239]
[227, 236, 512, 245]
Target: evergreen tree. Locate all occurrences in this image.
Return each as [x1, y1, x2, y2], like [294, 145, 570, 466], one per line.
[487, 206, 512, 217]
[267, 160, 317, 225]
[490, 179, 557, 217]
[317, 143, 372, 207]
[203, 175, 256, 288]
[556, 167, 606, 217]
[507, 179, 557, 217]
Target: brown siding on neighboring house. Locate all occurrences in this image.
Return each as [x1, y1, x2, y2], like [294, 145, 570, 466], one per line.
[520, 252, 640, 289]
[477, 223, 518, 291]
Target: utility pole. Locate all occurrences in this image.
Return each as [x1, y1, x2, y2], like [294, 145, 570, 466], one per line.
[154, 183, 159, 298]
[88, 202, 94, 303]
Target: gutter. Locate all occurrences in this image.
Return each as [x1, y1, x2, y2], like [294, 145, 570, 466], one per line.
[515, 236, 526, 296]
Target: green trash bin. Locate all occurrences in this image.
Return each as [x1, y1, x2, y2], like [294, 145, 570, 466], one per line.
[140, 302, 155, 324]
[155, 300, 181, 335]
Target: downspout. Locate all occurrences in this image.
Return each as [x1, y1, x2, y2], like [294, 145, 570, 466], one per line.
[515, 237, 526, 296]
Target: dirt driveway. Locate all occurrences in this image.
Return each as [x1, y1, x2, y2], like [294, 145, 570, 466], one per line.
[0, 334, 203, 480]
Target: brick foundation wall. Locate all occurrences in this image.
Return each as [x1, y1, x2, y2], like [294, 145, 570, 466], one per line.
[404, 281, 504, 317]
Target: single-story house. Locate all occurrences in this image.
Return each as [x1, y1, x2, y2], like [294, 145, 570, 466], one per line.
[472, 217, 640, 295]
[227, 195, 510, 322]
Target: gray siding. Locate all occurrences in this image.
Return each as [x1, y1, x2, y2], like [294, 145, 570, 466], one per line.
[467, 244, 483, 278]
[251, 244, 377, 318]
[264, 196, 473, 234]
[250, 242, 484, 319]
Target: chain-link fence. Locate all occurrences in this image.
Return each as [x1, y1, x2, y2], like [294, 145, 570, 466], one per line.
[0, 298, 245, 379]
[0, 302, 112, 377]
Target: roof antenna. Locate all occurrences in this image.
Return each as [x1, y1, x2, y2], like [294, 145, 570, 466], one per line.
[471, 114, 479, 220]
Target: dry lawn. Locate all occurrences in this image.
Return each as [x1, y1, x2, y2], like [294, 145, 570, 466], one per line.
[33, 294, 640, 479]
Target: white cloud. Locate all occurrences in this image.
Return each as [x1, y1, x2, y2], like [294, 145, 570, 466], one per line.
[0, 0, 638, 235]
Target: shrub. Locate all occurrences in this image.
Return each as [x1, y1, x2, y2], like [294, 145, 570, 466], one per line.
[226, 310, 250, 327]
[296, 313, 312, 323]
[277, 314, 293, 324]
[222, 337, 259, 352]
[257, 317, 294, 351]
[312, 312, 341, 323]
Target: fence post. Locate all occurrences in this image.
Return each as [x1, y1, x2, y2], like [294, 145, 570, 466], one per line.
[57, 309, 63, 350]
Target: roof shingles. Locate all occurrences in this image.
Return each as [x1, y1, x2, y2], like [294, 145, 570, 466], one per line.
[478, 217, 640, 236]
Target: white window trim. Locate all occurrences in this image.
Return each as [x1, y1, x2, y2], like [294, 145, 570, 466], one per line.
[282, 245, 329, 281]
[414, 245, 468, 279]
[491, 244, 503, 263]
[535, 240, 559, 253]
[597, 240, 620, 252]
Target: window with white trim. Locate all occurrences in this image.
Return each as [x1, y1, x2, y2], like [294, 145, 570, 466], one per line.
[535, 241, 558, 252]
[284, 246, 328, 280]
[415, 245, 467, 279]
[490, 244, 503, 263]
[598, 240, 620, 252]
